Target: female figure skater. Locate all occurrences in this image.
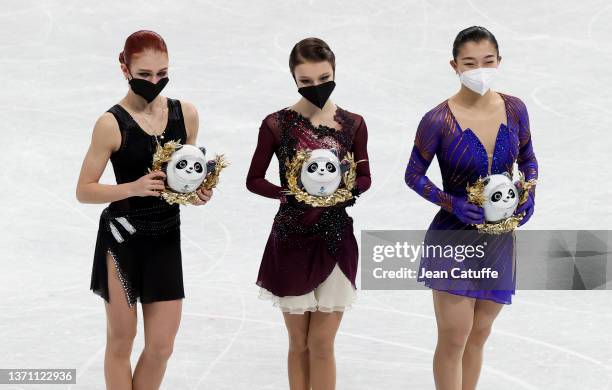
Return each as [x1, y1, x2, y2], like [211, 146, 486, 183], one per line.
[76, 30, 213, 389]
[404, 26, 538, 389]
[246, 37, 371, 390]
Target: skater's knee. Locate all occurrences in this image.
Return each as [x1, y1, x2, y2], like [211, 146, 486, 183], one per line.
[144, 340, 175, 362]
[288, 332, 308, 354]
[437, 325, 471, 354]
[467, 323, 493, 347]
[307, 333, 334, 359]
[106, 326, 136, 358]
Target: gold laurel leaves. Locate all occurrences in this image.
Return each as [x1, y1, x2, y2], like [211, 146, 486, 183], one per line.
[149, 140, 229, 206]
[282, 149, 366, 207]
[465, 171, 538, 234]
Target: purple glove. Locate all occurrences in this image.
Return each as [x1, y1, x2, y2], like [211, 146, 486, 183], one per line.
[515, 191, 535, 226]
[451, 195, 485, 225]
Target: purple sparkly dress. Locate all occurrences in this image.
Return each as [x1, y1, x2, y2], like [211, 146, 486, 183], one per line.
[246, 106, 371, 298]
[404, 92, 538, 304]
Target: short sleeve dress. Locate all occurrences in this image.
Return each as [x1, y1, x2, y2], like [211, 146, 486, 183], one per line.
[246, 106, 371, 313]
[404, 93, 538, 304]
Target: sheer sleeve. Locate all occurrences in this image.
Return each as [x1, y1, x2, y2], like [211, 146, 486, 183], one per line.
[404, 110, 455, 213]
[246, 118, 283, 199]
[352, 117, 371, 195]
[515, 99, 538, 199]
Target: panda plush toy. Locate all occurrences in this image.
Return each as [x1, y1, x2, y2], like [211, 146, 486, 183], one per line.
[481, 172, 520, 222]
[298, 148, 347, 197]
[162, 144, 212, 193]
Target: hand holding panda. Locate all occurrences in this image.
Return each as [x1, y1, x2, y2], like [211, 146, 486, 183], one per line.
[451, 196, 485, 225]
[513, 180, 535, 226]
[129, 170, 167, 198]
[193, 186, 214, 206]
[462, 170, 536, 233]
[159, 144, 216, 205]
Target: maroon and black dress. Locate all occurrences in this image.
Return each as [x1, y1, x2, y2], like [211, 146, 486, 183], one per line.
[246, 106, 371, 313]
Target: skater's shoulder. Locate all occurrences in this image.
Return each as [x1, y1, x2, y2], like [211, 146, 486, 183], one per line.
[171, 98, 199, 124]
[496, 92, 527, 113]
[415, 100, 450, 130]
[94, 111, 121, 134]
[334, 106, 365, 129]
[427, 98, 451, 117]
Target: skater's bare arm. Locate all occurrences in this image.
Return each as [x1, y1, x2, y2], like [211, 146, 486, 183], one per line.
[181, 100, 199, 146]
[75, 113, 165, 203]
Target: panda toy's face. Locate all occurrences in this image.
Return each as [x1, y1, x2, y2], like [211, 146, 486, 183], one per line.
[300, 149, 342, 196]
[166, 144, 207, 193]
[481, 173, 519, 222]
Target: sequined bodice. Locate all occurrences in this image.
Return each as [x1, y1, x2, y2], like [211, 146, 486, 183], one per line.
[438, 105, 516, 193]
[404, 92, 538, 213]
[246, 105, 371, 200]
[276, 107, 357, 189]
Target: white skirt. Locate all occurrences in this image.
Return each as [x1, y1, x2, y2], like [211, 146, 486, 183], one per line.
[258, 263, 357, 315]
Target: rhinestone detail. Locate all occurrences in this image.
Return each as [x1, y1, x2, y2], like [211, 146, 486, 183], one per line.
[107, 249, 136, 308]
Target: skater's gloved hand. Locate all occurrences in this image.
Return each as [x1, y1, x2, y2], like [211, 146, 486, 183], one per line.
[130, 170, 166, 197]
[515, 191, 535, 227]
[451, 195, 485, 225]
[280, 193, 309, 209]
[328, 187, 361, 209]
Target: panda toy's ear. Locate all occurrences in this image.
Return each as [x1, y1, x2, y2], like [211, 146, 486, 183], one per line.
[175, 144, 184, 151]
[199, 146, 206, 156]
[206, 159, 216, 173]
[329, 148, 339, 158]
[502, 171, 512, 180]
[340, 160, 350, 175]
[483, 177, 490, 186]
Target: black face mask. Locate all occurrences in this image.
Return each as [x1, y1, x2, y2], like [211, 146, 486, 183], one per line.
[297, 80, 335, 110]
[128, 69, 169, 103]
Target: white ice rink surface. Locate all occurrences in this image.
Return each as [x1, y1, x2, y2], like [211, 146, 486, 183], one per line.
[1, 0, 612, 389]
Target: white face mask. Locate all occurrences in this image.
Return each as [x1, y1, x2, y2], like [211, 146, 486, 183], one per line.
[458, 67, 497, 96]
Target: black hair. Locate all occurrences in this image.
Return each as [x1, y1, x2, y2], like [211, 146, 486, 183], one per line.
[289, 37, 336, 77]
[452, 26, 499, 60]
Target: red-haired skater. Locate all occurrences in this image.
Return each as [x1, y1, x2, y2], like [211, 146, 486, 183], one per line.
[76, 30, 213, 389]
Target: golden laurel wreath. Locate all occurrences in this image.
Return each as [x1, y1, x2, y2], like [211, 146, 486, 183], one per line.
[149, 140, 230, 206]
[465, 171, 537, 234]
[282, 149, 367, 207]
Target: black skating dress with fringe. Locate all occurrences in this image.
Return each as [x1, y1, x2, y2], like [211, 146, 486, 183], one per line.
[90, 97, 187, 308]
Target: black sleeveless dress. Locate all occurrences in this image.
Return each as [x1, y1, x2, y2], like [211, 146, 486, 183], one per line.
[90, 97, 187, 307]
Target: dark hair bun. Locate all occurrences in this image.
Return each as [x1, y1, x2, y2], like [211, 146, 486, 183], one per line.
[452, 26, 499, 60]
[289, 37, 336, 76]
